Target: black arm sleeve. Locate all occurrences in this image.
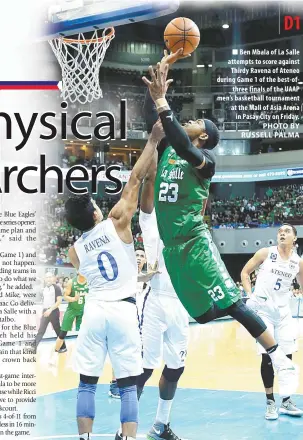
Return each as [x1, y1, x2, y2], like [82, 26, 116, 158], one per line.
[159, 109, 216, 178]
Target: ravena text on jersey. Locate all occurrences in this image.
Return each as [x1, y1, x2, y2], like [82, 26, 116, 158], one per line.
[84, 235, 110, 253]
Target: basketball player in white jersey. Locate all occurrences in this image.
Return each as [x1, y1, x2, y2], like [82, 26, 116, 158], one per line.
[65, 119, 165, 440]
[109, 247, 147, 399]
[135, 246, 149, 322]
[138, 155, 189, 440]
[241, 224, 303, 420]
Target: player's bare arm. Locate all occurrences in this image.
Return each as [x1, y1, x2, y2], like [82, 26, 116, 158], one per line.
[144, 49, 184, 126]
[142, 63, 215, 176]
[108, 120, 164, 242]
[241, 248, 269, 295]
[68, 246, 80, 271]
[296, 259, 303, 289]
[140, 151, 158, 214]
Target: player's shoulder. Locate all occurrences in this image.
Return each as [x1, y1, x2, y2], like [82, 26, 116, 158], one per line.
[102, 217, 116, 231]
[203, 148, 216, 163]
[293, 251, 302, 263]
[255, 247, 270, 260]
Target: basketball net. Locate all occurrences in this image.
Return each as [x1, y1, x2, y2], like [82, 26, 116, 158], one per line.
[49, 28, 115, 104]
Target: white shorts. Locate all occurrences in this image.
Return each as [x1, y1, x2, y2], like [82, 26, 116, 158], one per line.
[73, 300, 143, 378]
[257, 311, 297, 355]
[140, 292, 189, 369]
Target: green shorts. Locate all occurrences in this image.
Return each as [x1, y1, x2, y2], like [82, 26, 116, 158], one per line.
[61, 308, 83, 332]
[163, 230, 240, 318]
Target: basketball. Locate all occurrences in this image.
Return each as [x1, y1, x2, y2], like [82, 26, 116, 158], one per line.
[164, 17, 200, 56]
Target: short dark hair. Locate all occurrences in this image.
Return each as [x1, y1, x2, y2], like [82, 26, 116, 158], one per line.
[65, 194, 96, 232]
[204, 119, 220, 150]
[281, 223, 297, 236]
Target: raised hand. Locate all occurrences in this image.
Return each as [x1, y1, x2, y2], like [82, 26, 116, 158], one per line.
[142, 63, 173, 102]
[161, 48, 191, 66]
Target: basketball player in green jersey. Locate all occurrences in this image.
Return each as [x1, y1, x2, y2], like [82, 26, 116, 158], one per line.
[54, 274, 88, 353]
[141, 51, 298, 404]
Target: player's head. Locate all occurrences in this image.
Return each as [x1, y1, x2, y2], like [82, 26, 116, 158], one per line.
[45, 272, 54, 286]
[135, 246, 146, 273]
[63, 277, 69, 287]
[182, 118, 219, 150]
[65, 194, 103, 232]
[277, 224, 297, 247]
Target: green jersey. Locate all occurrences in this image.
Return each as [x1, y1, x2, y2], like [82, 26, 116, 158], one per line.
[67, 277, 88, 312]
[154, 146, 211, 246]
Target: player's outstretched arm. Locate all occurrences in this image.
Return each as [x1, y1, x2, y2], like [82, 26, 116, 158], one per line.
[68, 246, 80, 271]
[144, 89, 158, 134]
[139, 153, 161, 276]
[109, 120, 164, 233]
[241, 248, 268, 295]
[143, 49, 184, 133]
[143, 64, 215, 176]
[140, 151, 158, 214]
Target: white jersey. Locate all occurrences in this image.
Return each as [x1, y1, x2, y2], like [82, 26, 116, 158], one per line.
[139, 209, 177, 298]
[74, 218, 137, 303]
[254, 246, 300, 309]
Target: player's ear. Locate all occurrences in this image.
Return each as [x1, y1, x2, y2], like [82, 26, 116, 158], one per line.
[198, 131, 208, 147]
[93, 209, 102, 223]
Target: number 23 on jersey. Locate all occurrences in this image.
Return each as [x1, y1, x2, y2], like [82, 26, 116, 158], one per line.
[159, 182, 179, 203]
